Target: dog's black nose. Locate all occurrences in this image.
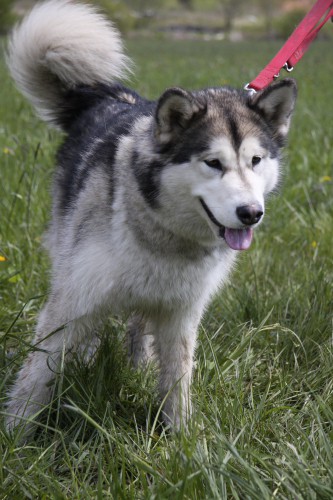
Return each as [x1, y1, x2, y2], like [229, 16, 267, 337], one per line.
[236, 204, 263, 226]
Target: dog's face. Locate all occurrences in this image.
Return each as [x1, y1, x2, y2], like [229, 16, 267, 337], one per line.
[153, 80, 297, 250]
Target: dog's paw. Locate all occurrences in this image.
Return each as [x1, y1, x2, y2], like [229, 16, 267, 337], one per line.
[161, 394, 192, 431]
[5, 400, 36, 441]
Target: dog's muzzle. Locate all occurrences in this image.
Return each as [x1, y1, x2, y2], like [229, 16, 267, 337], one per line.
[199, 198, 258, 251]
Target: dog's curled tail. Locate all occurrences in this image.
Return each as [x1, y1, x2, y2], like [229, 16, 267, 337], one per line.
[7, 0, 132, 129]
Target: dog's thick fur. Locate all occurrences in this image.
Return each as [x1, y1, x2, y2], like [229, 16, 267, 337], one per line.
[6, 0, 297, 435]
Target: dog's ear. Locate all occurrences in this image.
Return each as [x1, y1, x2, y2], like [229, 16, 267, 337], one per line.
[155, 87, 206, 143]
[250, 79, 297, 143]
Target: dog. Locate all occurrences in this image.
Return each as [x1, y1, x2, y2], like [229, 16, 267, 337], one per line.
[6, 0, 296, 435]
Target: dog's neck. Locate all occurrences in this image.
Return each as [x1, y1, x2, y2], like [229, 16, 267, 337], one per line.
[126, 201, 222, 261]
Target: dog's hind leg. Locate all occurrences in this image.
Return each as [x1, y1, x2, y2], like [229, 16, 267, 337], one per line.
[127, 314, 154, 368]
[5, 297, 98, 437]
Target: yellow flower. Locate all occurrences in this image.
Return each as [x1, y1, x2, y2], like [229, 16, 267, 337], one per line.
[0, 255, 7, 262]
[311, 241, 317, 249]
[320, 175, 332, 183]
[3, 147, 11, 155]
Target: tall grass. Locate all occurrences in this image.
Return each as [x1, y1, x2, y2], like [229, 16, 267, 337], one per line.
[0, 37, 333, 498]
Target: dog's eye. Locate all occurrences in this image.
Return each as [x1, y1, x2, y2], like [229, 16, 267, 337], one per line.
[204, 159, 223, 171]
[252, 156, 262, 167]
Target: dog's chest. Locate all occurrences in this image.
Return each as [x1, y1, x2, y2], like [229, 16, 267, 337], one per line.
[69, 212, 236, 315]
[107, 233, 235, 312]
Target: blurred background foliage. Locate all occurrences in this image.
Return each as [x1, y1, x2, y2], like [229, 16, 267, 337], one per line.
[0, 0, 18, 34]
[2, 0, 332, 40]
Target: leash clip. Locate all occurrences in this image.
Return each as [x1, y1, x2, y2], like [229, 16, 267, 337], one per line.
[283, 62, 294, 72]
[244, 83, 257, 95]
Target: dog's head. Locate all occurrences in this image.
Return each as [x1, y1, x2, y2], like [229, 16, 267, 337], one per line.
[143, 79, 296, 250]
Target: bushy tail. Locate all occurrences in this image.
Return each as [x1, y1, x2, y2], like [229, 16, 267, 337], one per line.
[7, 0, 132, 129]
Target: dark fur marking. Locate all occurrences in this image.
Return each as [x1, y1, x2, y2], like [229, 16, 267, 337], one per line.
[55, 84, 154, 213]
[158, 117, 210, 164]
[58, 83, 141, 132]
[226, 113, 243, 152]
[132, 152, 166, 208]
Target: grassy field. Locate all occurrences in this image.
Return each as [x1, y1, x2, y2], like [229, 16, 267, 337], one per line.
[0, 36, 333, 499]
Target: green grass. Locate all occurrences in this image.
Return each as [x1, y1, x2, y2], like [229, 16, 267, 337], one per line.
[1, 37, 333, 498]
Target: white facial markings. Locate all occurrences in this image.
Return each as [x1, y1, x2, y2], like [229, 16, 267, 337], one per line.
[157, 133, 281, 243]
[239, 136, 265, 170]
[193, 135, 276, 229]
[239, 136, 280, 195]
[202, 136, 237, 172]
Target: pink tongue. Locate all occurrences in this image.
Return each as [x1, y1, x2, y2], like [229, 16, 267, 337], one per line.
[224, 227, 253, 251]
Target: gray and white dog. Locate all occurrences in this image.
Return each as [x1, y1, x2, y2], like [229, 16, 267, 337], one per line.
[6, 0, 296, 434]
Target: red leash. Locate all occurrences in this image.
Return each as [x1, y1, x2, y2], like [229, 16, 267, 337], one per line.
[245, 0, 333, 93]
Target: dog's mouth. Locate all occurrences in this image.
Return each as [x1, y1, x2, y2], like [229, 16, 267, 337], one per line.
[199, 198, 253, 251]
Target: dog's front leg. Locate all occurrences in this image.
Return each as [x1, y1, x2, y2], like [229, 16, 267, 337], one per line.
[153, 308, 201, 429]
